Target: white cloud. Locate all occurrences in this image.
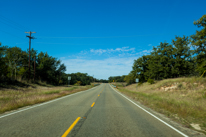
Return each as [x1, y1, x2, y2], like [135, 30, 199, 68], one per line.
[113, 47, 135, 52]
[89, 47, 135, 55]
[62, 57, 137, 79]
[142, 50, 150, 53]
[60, 46, 152, 79]
[134, 49, 152, 56]
[60, 57, 65, 60]
[90, 49, 107, 54]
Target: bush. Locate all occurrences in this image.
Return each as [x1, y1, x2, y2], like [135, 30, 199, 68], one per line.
[178, 83, 183, 89]
[147, 79, 154, 84]
[74, 81, 82, 86]
[138, 82, 143, 86]
[44, 90, 60, 94]
[203, 92, 206, 99]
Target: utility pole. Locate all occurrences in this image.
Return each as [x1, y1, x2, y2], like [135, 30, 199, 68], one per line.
[34, 56, 36, 81]
[25, 31, 36, 81]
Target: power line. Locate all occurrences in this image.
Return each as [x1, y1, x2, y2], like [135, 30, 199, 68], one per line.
[36, 34, 173, 39]
[0, 20, 24, 32]
[0, 29, 25, 40]
[0, 14, 29, 31]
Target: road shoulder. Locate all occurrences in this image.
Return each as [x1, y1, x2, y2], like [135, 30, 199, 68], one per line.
[110, 85, 206, 137]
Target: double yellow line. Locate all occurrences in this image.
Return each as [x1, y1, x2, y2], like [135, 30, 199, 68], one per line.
[62, 86, 105, 137]
[61, 101, 97, 136]
[61, 117, 81, 137]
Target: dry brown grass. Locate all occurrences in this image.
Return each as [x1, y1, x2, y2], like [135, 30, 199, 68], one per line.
[114, 77, 206, 134]
[0, 85, 93, 114]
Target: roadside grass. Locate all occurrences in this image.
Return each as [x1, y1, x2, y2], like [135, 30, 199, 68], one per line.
[110, 82, 127, 87]
[0, 85, 93, 114]
[44, 90, 60, 94]
[113, 77, 206, 134]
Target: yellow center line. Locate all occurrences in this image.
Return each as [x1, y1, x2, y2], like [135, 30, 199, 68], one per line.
[61, 117, 81, 137]
[91, 102, 95, 107]
[98, 94, 100, 96]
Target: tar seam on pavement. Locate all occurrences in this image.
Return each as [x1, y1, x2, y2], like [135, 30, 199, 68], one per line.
[68, 86, 105, 137]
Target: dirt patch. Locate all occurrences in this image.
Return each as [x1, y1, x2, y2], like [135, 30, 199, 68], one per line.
[191, 123, 202, 131]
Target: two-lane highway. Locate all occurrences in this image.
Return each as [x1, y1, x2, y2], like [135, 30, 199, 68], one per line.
[0, 84, 188, 137]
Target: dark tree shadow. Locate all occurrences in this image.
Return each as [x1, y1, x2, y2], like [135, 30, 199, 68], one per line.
[0, 78, 30, 90]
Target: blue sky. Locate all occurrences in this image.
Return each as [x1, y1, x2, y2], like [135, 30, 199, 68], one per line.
[0, 0, 206, 79]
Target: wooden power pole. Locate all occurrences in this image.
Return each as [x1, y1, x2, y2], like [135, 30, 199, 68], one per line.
[34, 56, 36, 81]
[25, 31, 36, 81]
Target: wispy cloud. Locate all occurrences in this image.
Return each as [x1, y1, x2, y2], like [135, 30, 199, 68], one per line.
[90, 49, 107, 54]
[62, 57, 136, 79]
[60, 46, 152, 79]
[89, 47, 136, 55]
[142, 50, 151, 53]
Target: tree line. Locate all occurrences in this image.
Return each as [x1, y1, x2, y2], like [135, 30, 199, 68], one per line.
[68, 73, 109, 85]
[124, 14, 206, 85]
[0, 45, 100, 85]
[0, 45, 68, 85]
[108, 76, 126, 83]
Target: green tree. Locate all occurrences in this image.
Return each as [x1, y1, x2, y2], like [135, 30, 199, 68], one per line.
[0, 43, 8, 78]
[191, 14, 206, 76]
[108, 75, 126, 82]
[36, 51, 66, 84]
[172, 36, 194, 77]
[5, 46, 25, 79]
[156, 42, 174, 79]
[147, 47, 163, 80]
[124, 72, 135, 85]
[68, 72, 93, 85]
[132, 55, 151, 82]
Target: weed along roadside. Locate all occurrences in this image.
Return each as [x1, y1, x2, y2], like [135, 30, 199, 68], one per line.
[0, 84, 95, 114]
[112, 77, 206, 135]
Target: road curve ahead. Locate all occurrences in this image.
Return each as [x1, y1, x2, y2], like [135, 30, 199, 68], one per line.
[0, 84, 188, 137]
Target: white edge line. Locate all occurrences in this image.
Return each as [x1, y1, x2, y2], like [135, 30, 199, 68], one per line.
[0, 85, 100, 119]
[109, 84, 188, 137]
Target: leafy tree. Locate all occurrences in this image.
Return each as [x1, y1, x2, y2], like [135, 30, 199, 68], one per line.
[147, 47, 163, 80]
[0, 43, 68, 85]
[172, 36, 194, 77]
[191, 14, 206, 76]
[156, 42, 174, 79]
[124, 72, 135, 85]
[0, 43, 8, 78]
[36, 51, 64, 84]
[128, 38, 195, 85]
[68, 72, 93, 86]
[132, 55, 151, 82]
[56, 64, 66, 84]
[96, 79, 108, 83]
[5, 46, 25, 79]
[108, 75, 126, 82]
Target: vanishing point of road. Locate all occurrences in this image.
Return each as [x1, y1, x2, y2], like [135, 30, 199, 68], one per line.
[0, 84, 190, 137]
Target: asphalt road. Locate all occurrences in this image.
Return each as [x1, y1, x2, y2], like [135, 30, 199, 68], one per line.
[0, 84, 188, 137]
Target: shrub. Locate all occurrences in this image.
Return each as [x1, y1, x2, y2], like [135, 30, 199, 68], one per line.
[74, 81, 82, 86]
[44, 90, 60, 94]
[203, 92, 206, 99]
[147, 79, 154, 84]
[178, 83, 183, 89]
[138, 82, 143, 86]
